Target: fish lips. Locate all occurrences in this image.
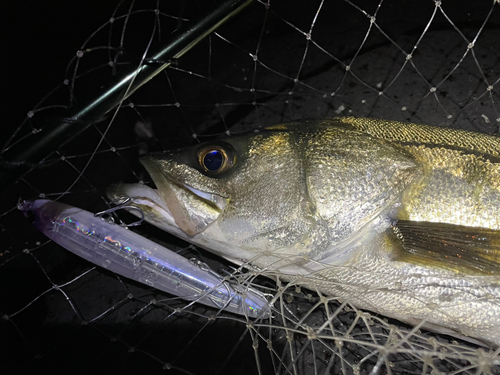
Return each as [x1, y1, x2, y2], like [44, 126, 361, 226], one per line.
[140, 155, 228, 236]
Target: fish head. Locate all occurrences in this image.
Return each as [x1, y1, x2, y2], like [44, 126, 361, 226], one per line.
[135, 120, 417, 269]
[140, 128, 309, 247]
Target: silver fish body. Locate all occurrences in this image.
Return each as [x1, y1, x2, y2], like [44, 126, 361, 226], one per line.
[108, 117, 500, 346]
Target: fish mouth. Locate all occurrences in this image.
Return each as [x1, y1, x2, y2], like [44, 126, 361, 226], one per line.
[140, 156, 227, 236]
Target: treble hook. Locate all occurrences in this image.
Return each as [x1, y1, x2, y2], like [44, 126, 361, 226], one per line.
[94, 197, 145, 227]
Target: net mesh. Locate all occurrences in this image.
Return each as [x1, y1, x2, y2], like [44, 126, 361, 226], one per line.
[2, 0, 500, 374]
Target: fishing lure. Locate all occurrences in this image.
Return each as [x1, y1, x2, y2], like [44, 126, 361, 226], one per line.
[18, 199, 270, 319]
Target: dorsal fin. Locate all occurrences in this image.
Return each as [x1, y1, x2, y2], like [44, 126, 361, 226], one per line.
[392, 220, 500, 276]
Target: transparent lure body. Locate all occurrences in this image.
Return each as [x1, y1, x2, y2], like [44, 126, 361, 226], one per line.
[19, 199, 270, 319]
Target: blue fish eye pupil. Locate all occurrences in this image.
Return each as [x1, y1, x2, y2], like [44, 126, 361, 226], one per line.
[204, 150, 224, 171]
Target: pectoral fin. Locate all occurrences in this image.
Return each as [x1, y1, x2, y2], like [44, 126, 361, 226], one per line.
[392, 220, 500, 276]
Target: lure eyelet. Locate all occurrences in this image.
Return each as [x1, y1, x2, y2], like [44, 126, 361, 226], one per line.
[197, 144, 235, 175]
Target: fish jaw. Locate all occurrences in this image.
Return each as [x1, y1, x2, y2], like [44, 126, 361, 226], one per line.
[140, 156, 228, 236]
[106, 182, 182, 236]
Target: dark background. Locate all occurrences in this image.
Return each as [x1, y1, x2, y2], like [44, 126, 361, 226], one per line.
[2, 1, 500, 374]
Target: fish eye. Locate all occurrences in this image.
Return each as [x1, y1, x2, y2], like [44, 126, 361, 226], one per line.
[204, 150, 223, 171]
[197, 144, 234, 175]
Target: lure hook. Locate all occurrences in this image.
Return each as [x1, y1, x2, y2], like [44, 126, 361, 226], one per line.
[94, 197, 145, 227]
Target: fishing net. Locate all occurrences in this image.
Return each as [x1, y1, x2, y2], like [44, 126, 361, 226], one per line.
[2, 0, 500, 374]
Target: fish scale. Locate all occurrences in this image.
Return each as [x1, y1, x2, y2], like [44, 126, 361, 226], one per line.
[107, 117, 500, 346]
[314, 234, 500, 345]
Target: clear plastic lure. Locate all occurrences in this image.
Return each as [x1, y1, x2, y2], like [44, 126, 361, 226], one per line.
[18, 199, 270, 319]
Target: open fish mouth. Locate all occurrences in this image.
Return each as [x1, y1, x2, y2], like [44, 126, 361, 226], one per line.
[140, 156, 227, 236]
